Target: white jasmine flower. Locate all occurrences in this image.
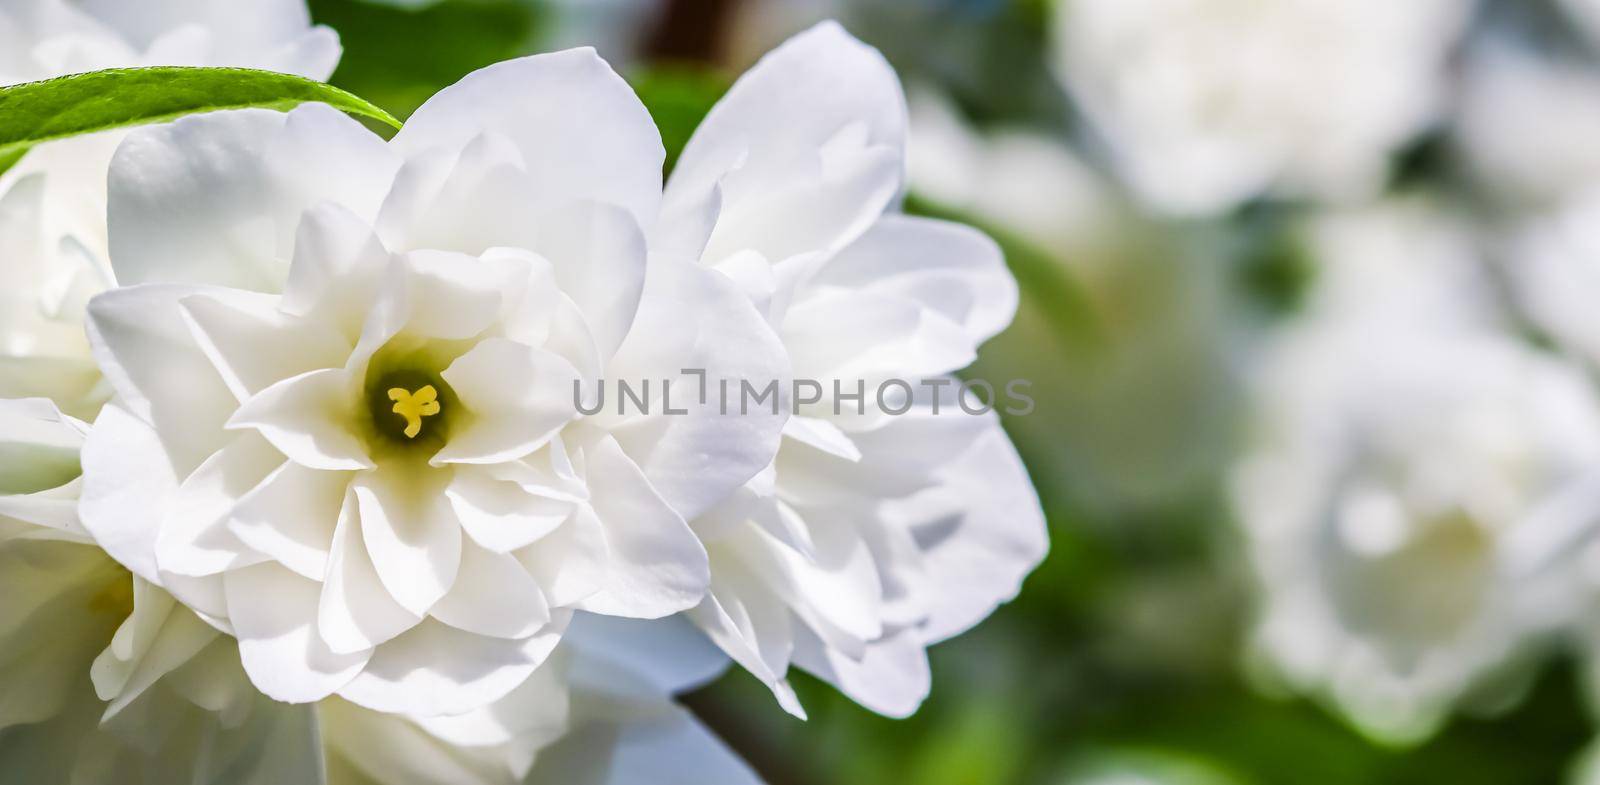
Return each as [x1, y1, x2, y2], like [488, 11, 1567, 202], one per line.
[78, 48, 787, 715]
[1051, 0, 1470, 215]
[0, 0, 339, 417]
[1235, 201, 1600, 742]
[3, 397, 766, 783]
[659, 22, 1049, 717]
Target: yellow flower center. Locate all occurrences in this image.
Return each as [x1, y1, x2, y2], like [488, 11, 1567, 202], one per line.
[388, 385, 441, 439]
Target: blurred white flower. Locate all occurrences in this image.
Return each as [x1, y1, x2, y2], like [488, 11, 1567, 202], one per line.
[2, 397, 765, 784]
[1235, 200, 1600, 742]
[658, 22, 1049, 717]
[78, 48, 786, 716]
[1456, 44, 1600, 210]
[907, 87, 1120, 259]
[1510, 192, 1600, 371]
[1052, 0, 1470, 216]
[0, 0, 340, 418]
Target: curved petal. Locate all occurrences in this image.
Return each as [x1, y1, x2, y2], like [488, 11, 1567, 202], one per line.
[429, 539, 552, 639]
[227, 368, 372, 471]
[528, 201, 647, 360]
[85, 284, 240, 473]
[353, 469, 462, 616]
[445, 466, 572, 554]
[811, 214, 1017, 345]
[434, 339, 582, 465]
[227, 460, 347, 580]
[336, 612, 570, 717]
[224, 561, 370, 703]
[179, 289, 352, 401]
[156, 432, 279, 578]
[663, 21, 906, 261]
[391, 48, 663, 230]
[79, 402, 176, 583]
[792, 624, 930, 719]
[887, 416, 1048, 643]
[516, 504, 609, 609]
[318, 489, 423, 655]
[605, 259, 789, 520]
[574, 435, 709, 619]
[107, 103, 399, 291]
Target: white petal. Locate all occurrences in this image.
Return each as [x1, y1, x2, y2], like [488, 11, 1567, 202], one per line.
[156, 432, 279, 578]
[318, 489, 423, 654]
[446, 465, 572, 553]
[279, 202, 391, 338]
[79, 402, 175, 583]
[664, 21, 905, 261]
[107, 103, 399, 291]
[517, 504, 609, 608]
[688, 580, 805, 718]
[574, 435, 709, 619]
[391, 48, 662, 230]
[227, 367, 373, 471]
[812, 214, 1017, 345]
[430, 539, 552, 639]
[228, 460, 347, 580]
[225, 562, 370, 702]
[782, 289, 975, 382]
[434, 338, 581, 464]
[391, 249, 517, 341]
[793, 624, 930, 719]
[529, 200, 647, 359]
[605, 259, 790, 520]
[179, 289, 351, 400]
[85, 284, 240, 473]
[889, 416, 1047, 643]
[320, 697, 515, 785]
[336, 612, 570, 716]
[94, 593, 220, 721]
[353, 469, 462, 616]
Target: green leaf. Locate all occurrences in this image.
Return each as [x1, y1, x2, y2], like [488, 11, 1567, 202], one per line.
[0, 66, 400, 157]
[0, 144, 26, 178]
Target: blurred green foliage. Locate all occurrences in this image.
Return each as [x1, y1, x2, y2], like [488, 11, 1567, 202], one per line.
[310, 0, 546, 120]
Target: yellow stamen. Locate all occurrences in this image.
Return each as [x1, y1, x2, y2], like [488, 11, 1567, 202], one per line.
[388, 385, 441, 439]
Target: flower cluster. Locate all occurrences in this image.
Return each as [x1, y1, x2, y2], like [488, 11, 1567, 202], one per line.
[0, 2, 1046, 782]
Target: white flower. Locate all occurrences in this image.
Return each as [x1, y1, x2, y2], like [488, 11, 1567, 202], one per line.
[1234, 201, 1600, 742]
[0, 0, 339, 417]
[657, 22, 1049, 717]
[2, 396, 767, 784]
[77, 48, 787, 715]
[1051, 0, 1470, 215]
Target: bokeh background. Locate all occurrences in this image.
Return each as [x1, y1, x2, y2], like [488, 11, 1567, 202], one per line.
[308, 0, 1600, 782]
